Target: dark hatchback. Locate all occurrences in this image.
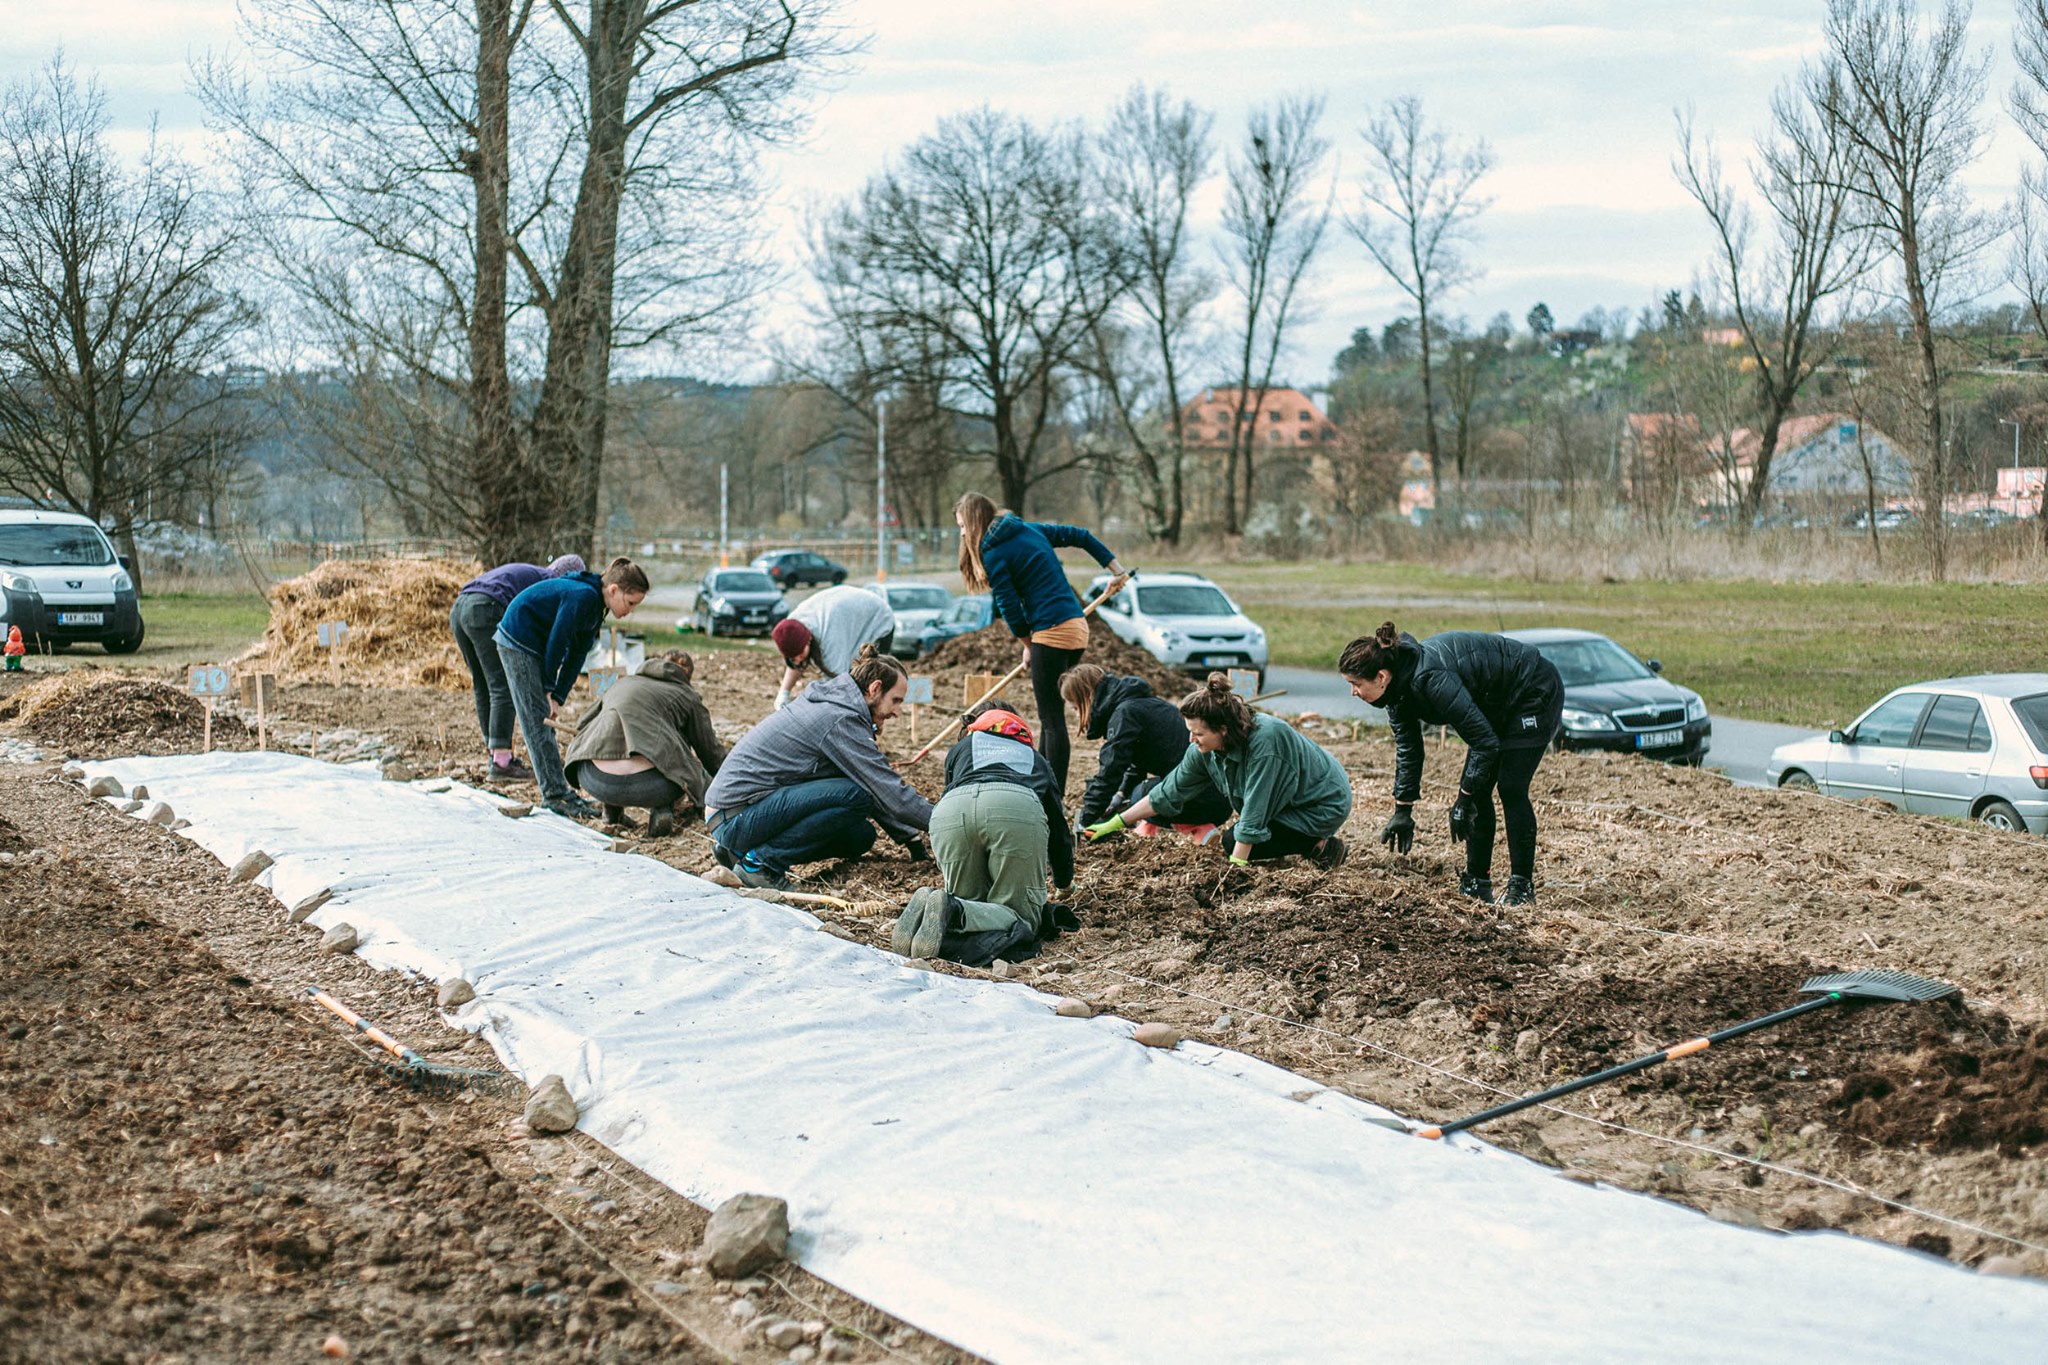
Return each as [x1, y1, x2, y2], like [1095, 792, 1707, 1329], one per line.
[689, 568, 788, 637]
[752, 549, 846, 588]
[1502, 627, 1711, 764]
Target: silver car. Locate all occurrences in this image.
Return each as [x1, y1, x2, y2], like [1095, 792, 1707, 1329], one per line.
[1765, 674, 2048, 834]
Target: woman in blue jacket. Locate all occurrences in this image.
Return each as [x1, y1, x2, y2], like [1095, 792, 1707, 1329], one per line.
[955, 492, 1128, 794]
[449, 553, 584, 781]
[494, 557, 648, 818]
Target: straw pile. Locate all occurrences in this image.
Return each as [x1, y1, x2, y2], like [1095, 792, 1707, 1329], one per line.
[251, 559, 479, 691]
[0, 669, 249, 755]
[920, 618, 1192, 703]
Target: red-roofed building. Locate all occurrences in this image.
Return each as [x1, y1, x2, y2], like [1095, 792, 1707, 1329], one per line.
[1180, 387, 1338, 450]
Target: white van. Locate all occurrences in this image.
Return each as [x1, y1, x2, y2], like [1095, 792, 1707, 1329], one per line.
[0, 509, 146, 653]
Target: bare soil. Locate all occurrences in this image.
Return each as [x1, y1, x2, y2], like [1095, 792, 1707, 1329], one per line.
[4, 651, 2045, 1358]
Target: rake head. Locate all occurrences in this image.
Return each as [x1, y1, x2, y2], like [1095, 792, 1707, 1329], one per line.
[377, 1058, 524, 1099]
[1800, 969, 1959, 1003]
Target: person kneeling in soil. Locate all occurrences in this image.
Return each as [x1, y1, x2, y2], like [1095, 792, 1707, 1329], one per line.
[770, 584, 898, 710]
[563, 650, 724, 837]
[704, 645, 931, 890]
[1061, 664, 1232, 836]
[1338, 620, 1563, 907]
[495, 557, 648, 820]
[893, 704, 1074, 966]
[1083, 675, 1352, 869]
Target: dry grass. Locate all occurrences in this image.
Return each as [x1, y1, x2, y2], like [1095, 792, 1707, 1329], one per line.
[243, 559, 480, 691]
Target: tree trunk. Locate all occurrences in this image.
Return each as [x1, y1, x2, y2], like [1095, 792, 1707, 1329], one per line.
[1899, 231, 1947, 581]
[1742, 405, 1788, 522]
[470, 0, 535, 563]
[1418, 302, 1442, 502]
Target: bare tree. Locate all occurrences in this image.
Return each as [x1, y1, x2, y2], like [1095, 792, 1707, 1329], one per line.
[0, 58, 252, 582]
[1815, 0, 1993, 579]
[1218, 95, 1330, 536]
[2010, 0, 2048, 550]
[1675, 82, 1870, 524]
[1348, 96, 1492, 504]
[1087, 83, 1215, 544]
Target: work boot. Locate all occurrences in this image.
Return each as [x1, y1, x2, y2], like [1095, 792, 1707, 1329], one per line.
[646, 807, 676, 838]
[1311, 835, 1348, 871]
[1459, 873, 1495, 905]
[601, 804, 636, 829]
[712, 843, 735, 870]
[892, 887, 944, 958]
[1502, 875, 1536, 907]
[545, 792, 601, 821]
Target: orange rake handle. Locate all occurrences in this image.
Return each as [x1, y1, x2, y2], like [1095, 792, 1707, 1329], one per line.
[308, 987, 431, 1068]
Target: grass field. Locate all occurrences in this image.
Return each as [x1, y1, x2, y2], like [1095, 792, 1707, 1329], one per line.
[1191, 563, 2048, 727]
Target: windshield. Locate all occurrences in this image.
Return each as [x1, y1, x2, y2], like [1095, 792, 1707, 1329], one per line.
[1136, 585, 1234, 617]
[1535, 638, 1655, 686]
[888, 586, 949, 611]
[2014, 693, 2048, 753]
[0, 522, 115, 568]
[712, 571, 777, 593]
[948, 597, 987, 624]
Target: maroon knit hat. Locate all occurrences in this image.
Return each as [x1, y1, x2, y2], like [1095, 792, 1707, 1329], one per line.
[770, 617, 813, 665]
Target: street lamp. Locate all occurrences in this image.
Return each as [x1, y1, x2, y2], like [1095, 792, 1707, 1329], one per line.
[2000, 419, 2022, 515]
[875, 394, 889, 582]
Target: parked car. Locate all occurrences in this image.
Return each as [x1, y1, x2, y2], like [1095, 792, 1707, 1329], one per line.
[685, 567, 788, 637]
[0, 508, 145, 653]
[752, 548, 846, 588]
[1766, 674, 2048, 834]
[1087, 572, 1267, 691]
[917, 594, 994, 657]
[859, 581, 953, 658]
[1501, 627, 1710, 764]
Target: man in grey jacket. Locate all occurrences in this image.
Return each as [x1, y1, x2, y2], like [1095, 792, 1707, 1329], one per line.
[704, 646, 932, 889]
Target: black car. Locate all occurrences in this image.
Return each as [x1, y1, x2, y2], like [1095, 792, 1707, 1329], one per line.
[689, 567, 788, 637]
[1502, 628, 1711, 764]
[752, 549, 846, 588]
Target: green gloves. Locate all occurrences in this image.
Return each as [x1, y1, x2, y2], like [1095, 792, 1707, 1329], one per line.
[1228, 855, 1252, 867]
[1082, 813, 1126, 842]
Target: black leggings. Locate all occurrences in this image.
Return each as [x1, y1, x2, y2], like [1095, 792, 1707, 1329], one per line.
[570, 762, 683, 812]
[1467, 744, 1546, 880]
[1217, 819, 1328, 862]
[1028, 641, 1086, 795]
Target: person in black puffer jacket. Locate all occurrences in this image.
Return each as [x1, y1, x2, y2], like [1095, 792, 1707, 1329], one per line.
[1339, 620, 1563, 906]
[1060, 664, 1233, 830]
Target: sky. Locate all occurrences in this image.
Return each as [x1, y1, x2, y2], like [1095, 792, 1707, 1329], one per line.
[3, 1, 2037, 384]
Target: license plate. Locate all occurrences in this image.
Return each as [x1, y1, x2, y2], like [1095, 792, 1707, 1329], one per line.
[58, 612, 103, 626]
[1636, 727, 1685, 749]
[1197, 654, 1235, 666]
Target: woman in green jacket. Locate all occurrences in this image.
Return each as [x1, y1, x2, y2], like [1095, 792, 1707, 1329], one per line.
[1083, 674, 1353, 868]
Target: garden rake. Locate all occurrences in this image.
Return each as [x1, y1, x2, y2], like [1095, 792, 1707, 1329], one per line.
[1415, 969, 1959, 1140]
[307, 987, 522, 1098]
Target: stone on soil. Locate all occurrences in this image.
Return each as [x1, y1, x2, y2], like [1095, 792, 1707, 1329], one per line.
[1979, 1255, 2029, 1276]
[380, 759, 416, 782]
[1054, 997, 1094, 1018]
[703, 864, 743, 888]
[319, 923, 360, 955]
[288, 888, 333, 924]
[437, 977, 476, 1009]
[1133, 1022, 1182, 1050]
[702, 1192, 789, 1278]
[497, 803, 532, 819]
[763, 1319, 805, 1350]
[169, 819, 191, 831]
[228, 850, 273, 883]
[141, 801, 175, 826]
[117, 798, 144, 814]
[1514, 1029, 1541, 1060]
[820, 1337, 856, 1361]
[523, 1074, 578, 1134]
[130, 784, 149, 799]
[87, 775, 124, 798]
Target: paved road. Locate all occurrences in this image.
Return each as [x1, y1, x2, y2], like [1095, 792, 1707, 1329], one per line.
[1259, 665, 1814, 788]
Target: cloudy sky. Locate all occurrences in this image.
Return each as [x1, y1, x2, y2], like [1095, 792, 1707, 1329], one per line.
[3, 1, 2035, 382]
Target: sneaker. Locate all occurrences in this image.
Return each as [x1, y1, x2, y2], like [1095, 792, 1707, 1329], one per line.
[1311, 835, 1347, 871]
[1174, 823, 1220, 843]
[489, 756, 535, 783]
[1459, 873, 1495, 905]
[1502, 875, 1536, 907]
[1047, 903, 1083, 933]
[1131, 819, 1164, 838]
[712, 843, 736, 870]
[734, 855, 789, 892]
[545, 793, 601, 821]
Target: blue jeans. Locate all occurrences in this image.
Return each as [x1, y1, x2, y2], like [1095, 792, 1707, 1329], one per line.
[450, 592, 512, 750]
[496, 638, 570, 802]
[712, 777, 877, 875]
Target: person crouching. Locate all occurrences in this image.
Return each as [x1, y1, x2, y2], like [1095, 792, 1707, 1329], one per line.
[893, 704, 1073, 967]
[563, 650, 724, 837]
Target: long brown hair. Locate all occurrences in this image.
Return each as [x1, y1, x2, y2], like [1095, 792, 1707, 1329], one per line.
[1338, 620, 1401, 679]
[601, 556, 650, 595]
[955, 492, 998, 591]
[1179, 672, 1256, 749]
[1059, 663, 1107, 730]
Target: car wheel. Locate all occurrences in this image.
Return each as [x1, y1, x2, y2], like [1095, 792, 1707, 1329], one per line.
[831, 571, 845, 585]
[1778, 769, 1818, 792]
[1976, 799, 2026, 834]
[701, 610, 718, 637]
[47, 640, 72, 654]
[102, 628, 142, 655]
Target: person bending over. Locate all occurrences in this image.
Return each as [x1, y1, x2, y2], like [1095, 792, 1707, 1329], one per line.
[770, 583, 898, 709]
[1339, 620, 1564, 906]
[564, 650, 724, 837]
[1084, 674, 1352, 869]
[892, 704, 1074, 967]
[494, 557, 647, 819]
[450, 554, 584, 781]
[703, 644, 931, 890]
[954, 491, 1128, 794]
[1061, 663, 1233, 833]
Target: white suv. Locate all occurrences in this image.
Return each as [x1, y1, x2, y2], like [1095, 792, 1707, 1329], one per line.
[0, 509, 146, 653]
[1087, 571, 1267, 690]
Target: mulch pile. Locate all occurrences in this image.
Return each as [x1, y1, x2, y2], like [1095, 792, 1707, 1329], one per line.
[0, 670, 249, 756]
[1837, 1024, 2048, 1155]
[920, 618, 1192, 706]
[246, 559, 480, 691]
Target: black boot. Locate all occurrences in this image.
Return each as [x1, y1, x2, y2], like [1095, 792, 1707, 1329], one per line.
[602, 804, 635, 829]
[1459, 873, 1495, 904]
[1502, 875, 1535, 906]
[646, 807, 676, 838]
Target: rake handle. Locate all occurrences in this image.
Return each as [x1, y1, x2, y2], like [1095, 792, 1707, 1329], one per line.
[902, 577, 1127, 768]
[308, 987, 429, 1069]
[1417, 993, 1845, 1140]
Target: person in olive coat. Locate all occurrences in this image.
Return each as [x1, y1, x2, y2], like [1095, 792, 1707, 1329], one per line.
[1339, 620, 1564, 906]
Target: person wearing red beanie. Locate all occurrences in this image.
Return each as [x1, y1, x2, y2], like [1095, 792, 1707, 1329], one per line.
[770, 585, 895, 709]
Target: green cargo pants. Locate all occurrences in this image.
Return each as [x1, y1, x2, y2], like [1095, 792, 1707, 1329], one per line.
[929, 783, 1050, 937]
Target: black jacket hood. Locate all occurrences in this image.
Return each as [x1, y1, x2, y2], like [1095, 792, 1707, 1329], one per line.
[1086, 673, 1156, 741]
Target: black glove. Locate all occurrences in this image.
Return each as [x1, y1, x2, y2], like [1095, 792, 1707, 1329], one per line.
[900, 836, 929, 863]
[1447, 794, 1475, 844]
[1379, 808, 1415, 854]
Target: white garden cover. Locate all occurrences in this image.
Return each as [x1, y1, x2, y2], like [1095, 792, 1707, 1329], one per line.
[88, 753, 2047, 1362]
